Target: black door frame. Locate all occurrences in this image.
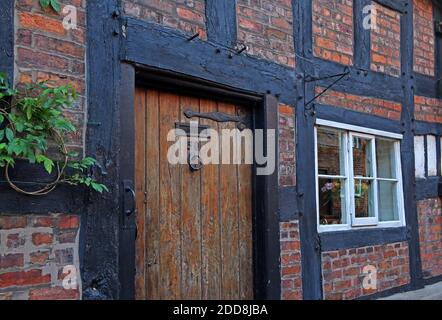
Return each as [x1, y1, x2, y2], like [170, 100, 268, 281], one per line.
[118, 63, 281, 300]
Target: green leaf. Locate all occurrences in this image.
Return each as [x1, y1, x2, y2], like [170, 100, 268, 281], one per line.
[39, 0, 50, 8]
[5, 128, 14, 142]
[44, 158, 54, 174]
[50, 0, 61, 13]
[0, 114, 4, 124]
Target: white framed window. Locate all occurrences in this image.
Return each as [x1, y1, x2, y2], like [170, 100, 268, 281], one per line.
[315, 119, 406, 232]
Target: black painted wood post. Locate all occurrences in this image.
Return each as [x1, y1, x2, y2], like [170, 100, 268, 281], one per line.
[83, 0, 122, 299]
[293, 0, 323, 300]
[400, 0, 425, 290]
[205, 0, 237, 47]
[0, 0, 14, 84]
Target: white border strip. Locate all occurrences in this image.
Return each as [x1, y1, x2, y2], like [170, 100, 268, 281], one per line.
[316, 119, 403, 140]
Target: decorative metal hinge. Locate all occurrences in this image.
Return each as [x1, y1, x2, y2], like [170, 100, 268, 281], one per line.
[184, 108, 249, 130]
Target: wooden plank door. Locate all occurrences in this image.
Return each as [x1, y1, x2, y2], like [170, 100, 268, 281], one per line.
[134, 87, 254, 300]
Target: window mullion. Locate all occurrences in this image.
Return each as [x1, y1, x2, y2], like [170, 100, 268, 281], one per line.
[372, 138, 379, 224]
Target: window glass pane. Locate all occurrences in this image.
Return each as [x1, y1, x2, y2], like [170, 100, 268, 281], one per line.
[378, 180, 399, 221]
[376, 139, 396, 179]
[318, 178, 347, 225]
[353, 137, 373, 177]
[354, 179, 375, 218]
[317, 127, 346, 176]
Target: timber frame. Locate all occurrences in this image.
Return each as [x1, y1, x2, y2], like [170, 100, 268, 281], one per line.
[0, 0, 441, 300]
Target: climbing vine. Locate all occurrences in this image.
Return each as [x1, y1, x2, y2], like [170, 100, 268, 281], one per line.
[39, 0, 61, 13]
[0, 73, 108, 195]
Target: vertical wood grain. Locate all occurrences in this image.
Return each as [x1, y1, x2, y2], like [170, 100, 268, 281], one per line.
[219, 102, 240, 299]
[134, 88, 146, 299]
[237, 105, 254, 300]
[200, 99, 222, 299]
[145, 90, 160, 299]
[179, 95, 202, 299]
[158, 91, 182, 299]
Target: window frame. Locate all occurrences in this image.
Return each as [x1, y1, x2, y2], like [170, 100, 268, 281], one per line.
[315, 119, 406, 233]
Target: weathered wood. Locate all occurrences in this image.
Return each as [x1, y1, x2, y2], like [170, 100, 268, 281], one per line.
[237, 105, 254, 299]
[145, 90, 160, 300]
[219, 102, 240, 299]
[0, 0, 14, 84]
[134, 88, 146, 299]
[122, 18, 296, 104]
[200, 99, 222, 300]
[205, 0, 237, 46]
[179, 95, 202, 299]
[320, 227, 408, 251]
[159, 92, 182, 299]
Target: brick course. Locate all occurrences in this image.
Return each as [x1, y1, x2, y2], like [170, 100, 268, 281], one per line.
[312, 0, 354, 66]
[123, 0, 207, 39]
[0, 214, 81, 300]
[279, 104, 295, 187]
[322, 242, 410, 300]
[237, 0, 295, 67]
[280, 220, 302, 300]
[370, 2, 401, 77]
[417, 198, 442, 279]
[413, 0, 435, 76]
[315, 87, 402, 120]
[414, 95, 442, 123]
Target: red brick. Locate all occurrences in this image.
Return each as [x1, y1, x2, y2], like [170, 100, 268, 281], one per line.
[0, 216, 27, 230]
[32, 233, 53, 246]
[17, 47, 69, 70]
[30, 251, 50, 265]
[18, 12, 65, 35]
[0, 270, 51, 289]
[58, 215, 80, 229]
[0, 254, 24, 269]
[29, 287, 79, 300]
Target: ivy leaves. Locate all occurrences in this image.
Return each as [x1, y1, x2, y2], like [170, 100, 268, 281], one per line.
[39, 0, 61, 13]
[0, 73, 108, 194]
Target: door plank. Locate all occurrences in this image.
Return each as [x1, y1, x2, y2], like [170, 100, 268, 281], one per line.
[145, 89, 160, 299]
[200, 99, 222, 299]
[219, 102, 240, 299]
[179, 95, 202, 299]
[134, 88, 146, 299]
[237, 105, 254, 300]
[158, 91, 182, 299]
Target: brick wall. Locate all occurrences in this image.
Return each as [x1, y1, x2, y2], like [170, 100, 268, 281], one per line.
[312, 0, 354, 65]
[1, 0, 86, 301]
[370, 2, 401, 77]
[0, 214, 81, 300]
[280, 220, 302, 300]
[413, 0, 435, 76]
[236, 0, 295, 67]
[123, 0, 206, 39]
[414, 95, 442, 123]
[279, 104, 295, 187]
[322, 242, 410, 300]
[315, 87, 402, 120]
[417, 198, 442, 279]
[15, 0, 87, 154]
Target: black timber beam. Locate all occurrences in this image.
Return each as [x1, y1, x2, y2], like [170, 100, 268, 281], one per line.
[121, 18, 296, 104]
[205, 0, 237, 46]
[83, 0, 121, 300]
[0, 0, 14, 85]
